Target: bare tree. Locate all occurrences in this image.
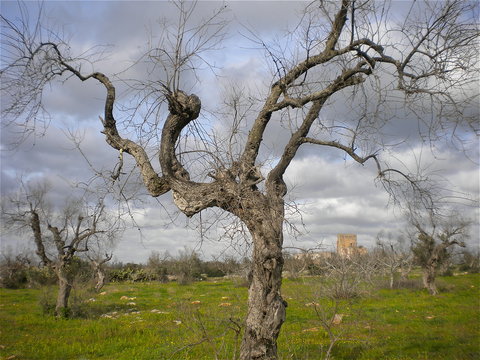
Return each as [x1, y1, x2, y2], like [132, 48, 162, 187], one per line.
[282, 252, 312, 279]
[1, 0, 478, 357]
[1, 180, 120, 316]
[322, 252, 378, 299]
[171, 247, 204, 284]
[375, 232, 413, 289]
[409, 210, 470, 295]
[460, 249, 480, 273]
[87, 252, 113, 292]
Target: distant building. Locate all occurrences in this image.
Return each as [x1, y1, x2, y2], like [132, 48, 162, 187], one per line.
[292, 251, 334, 263]
[289, 234, 367, 263]
[337, 234, 367, 258]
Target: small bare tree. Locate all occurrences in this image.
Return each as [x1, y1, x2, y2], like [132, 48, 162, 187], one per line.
[87, 252, 113, 292]
[375, 232, 413, 289]
[460, 249, 480, 273]
[1, 181, 120, 316]
[172, 247, 204, 284]
[1, 0, 478, 357]
[322, 251, 380, 299]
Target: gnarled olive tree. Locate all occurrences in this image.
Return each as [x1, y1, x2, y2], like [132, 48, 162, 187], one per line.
[1, 181, 119, 317]
[409, 210, 470, 295]
[1, 0, 478, 357]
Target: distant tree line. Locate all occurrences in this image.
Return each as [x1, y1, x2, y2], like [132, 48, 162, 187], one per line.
[108, 249, 248, 285]
[2, 245, 479, 291]
[0, 248, 248, 289]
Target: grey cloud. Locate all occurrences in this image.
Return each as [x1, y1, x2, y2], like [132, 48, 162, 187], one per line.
[1, 126, 115, 176]
[1, 1, 478, 262]
[285, 155, 381, 200]
[42, 79, 106, 124]
[227, 1, 308, 35]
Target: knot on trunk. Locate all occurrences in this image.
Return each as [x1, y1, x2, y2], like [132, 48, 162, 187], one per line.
[263, 258, 277, 271]
[172, 190, 204, 217]
[271, 178, 287, 197]
[166, 91, 201, 119]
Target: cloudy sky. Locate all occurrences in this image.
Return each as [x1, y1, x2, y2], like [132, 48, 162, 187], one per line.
[1, 0, 479, 263]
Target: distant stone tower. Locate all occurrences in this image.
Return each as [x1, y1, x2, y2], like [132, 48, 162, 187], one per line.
[337, 234, 357, 257]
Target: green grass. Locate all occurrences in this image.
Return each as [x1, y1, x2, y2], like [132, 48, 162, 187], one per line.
[1, 274, 479, 360]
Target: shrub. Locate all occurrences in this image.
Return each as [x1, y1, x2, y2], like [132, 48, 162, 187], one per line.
[441, 267, 454, 277]
[170, 249, 204, 285]
[108, 267, 136, 282]
[201, 261, 227, 278]
[145, 266, 169, 282]
[0, 266, 28, 289]
[26, 266, 57, 287]
[0, 253, 31, 289]
[459, 250, 480, 274]
[108, 266, 157, 282]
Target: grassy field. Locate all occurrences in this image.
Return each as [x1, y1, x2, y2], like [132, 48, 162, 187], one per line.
[1, 274, 479, 360]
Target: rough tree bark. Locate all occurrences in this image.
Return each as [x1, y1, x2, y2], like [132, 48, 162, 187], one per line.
[238, 198, 286, 358]
[421, 240, 448, 296]
[55, 264, 73, 316]
[94, 267, 106, 292]
[422, 263, 438, 296]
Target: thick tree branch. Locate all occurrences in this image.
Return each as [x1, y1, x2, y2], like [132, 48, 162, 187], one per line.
[30, 210, 51, 266]
[239, 1, 352, 181]
[47, 224, 66, 259]
[20, 42, 171, 197]
[270, 61, 371, 113]
[266, 61, 372, 196]
[324, 0, 350, 52]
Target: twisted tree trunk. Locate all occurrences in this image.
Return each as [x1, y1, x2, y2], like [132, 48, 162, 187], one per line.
[240, 205, 287, 359]
[94, 266, 107, 292]
[389, 271, 395, 289]
[422, 264, 438, 296]
[55, 264, 73, 317]
[420, 240, 457, 296]
[90, 256, 112, 292]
